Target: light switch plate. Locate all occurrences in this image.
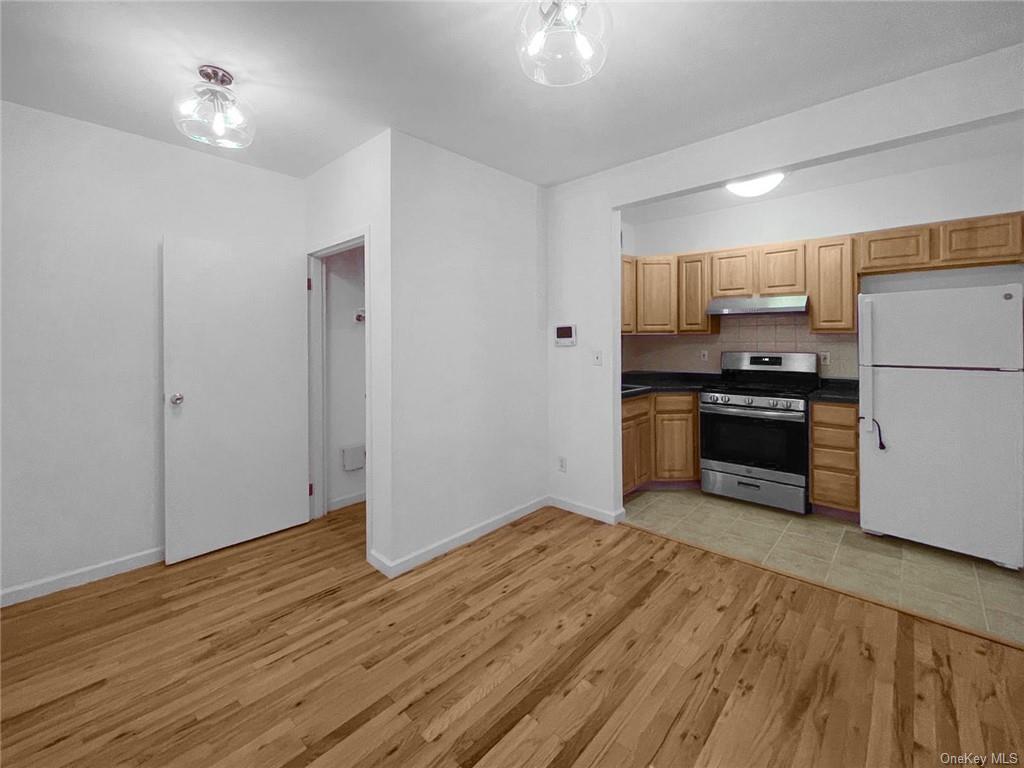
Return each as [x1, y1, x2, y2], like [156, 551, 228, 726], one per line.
[591, 350, 603, 366]
[820, 351, 831, 366]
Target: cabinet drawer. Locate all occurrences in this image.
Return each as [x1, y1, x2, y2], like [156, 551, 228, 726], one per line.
[654, 393, 695, 413]
[622, 396, 651, 421]
[811, 468, 858, 511]
[812, 403, 858, 428]
[812, 425, 857, 451]
[812, 447, 857, 473]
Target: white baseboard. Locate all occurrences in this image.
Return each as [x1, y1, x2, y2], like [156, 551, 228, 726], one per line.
[368, 496, 549, 578]
[1, 547, 164, 607]
[545, 496, 625, 525]
[327, 492, 366, 511]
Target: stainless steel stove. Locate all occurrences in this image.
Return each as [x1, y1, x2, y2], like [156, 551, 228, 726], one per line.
[700, 352, 819, 513]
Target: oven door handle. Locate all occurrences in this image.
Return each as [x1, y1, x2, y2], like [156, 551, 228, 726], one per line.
[699, 403, 806, 422]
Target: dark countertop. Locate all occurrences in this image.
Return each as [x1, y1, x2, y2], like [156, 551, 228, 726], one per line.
[621, 370, 859, 403]
[809, 378, 859, 404]
[621, 371, 719, 399]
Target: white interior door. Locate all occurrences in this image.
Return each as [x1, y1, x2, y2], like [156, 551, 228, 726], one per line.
[163, 236, 308, 564]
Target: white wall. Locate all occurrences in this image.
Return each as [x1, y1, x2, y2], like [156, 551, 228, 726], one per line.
[384, 131, 547, 569]
[545, 44, 1024, 521]
[325, 246, 366, 509]
[1, 102, 303, 601]
[630, 145, 1024, 255]
[304, 130, 392, 558]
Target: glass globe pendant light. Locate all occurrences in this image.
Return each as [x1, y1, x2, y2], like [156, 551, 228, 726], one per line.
[516, 0, 611, 87]
[173, 65, 254, 149]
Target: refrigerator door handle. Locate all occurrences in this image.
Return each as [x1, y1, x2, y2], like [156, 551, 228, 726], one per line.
[860, 365, 875, 437]
[859, 297, 873, 366]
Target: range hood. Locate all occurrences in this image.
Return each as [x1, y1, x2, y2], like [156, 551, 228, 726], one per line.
[706, 295, 808, 316]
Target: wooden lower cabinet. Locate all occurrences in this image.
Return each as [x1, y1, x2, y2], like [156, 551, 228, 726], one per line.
[654, 413, 696, 479]
[622, 393, 698, 496]
[653, 393, 698, 482]
[809, 402, 859, 512]
[622, 395, 652, 495]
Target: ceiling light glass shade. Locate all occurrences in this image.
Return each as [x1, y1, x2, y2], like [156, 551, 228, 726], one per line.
[726, 172, 785, 198]
[516, 0, 611, 87]
[173, 67, 254, 149]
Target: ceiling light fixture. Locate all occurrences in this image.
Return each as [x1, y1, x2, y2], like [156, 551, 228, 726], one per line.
[173, 65, 254, 149]
[725, 172, 785, 198]
[516, 0, 611, 87]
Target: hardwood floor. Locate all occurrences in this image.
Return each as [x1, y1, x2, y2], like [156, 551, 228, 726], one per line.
[3, 505, 1023, 768]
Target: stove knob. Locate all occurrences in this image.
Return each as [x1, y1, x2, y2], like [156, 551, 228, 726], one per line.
[769, 399, 779, 407]
[721, 395, 730, 403]
[783, 400, 792, 409]
[744, 397, 753, 405]
[708, 394, 719, 403]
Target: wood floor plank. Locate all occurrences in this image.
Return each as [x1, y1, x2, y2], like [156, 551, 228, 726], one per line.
[3, 504, 1023, 768]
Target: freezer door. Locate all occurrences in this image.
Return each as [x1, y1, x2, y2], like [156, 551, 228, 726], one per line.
[858, 283, 1023, 369]
[859, 367, 1024, 568]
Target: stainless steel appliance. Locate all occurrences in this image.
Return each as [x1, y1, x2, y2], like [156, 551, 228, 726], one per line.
[700, 351, 819, 513]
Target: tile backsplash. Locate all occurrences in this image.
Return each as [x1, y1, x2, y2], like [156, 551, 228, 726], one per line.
[621, 315, 858, 378]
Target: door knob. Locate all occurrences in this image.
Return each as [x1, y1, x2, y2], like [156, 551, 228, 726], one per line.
[169, 393, 185, 406]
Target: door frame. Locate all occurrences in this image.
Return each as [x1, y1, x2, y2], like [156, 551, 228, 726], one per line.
[308, 227, 372, 547]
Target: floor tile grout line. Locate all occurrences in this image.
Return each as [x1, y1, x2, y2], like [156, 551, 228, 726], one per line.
[760, 518, 792, 565]
[823, 528, 846, 583]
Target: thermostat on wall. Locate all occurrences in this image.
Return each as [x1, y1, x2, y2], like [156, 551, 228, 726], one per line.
[554, 324, 577, 346]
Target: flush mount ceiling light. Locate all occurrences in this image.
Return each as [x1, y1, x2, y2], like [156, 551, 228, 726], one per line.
[173, 65, 254, 149]
[516, 0, 611, 87]
[726, 172, 785, 198]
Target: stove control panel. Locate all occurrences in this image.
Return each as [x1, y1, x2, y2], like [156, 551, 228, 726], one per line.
[700, 391, 807, 413]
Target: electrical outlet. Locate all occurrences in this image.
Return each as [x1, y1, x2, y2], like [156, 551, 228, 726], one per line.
[700, 350, 709, 362]
[820, 351, 831, 366]
[557, 456, 567, 473]
[591, 350, 603, 367]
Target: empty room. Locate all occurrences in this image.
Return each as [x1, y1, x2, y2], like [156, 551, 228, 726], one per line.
[2, 2, 1023, 766]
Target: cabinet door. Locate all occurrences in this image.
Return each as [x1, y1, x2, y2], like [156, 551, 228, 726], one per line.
[756, 241, 806, 296]
[622, 420, 638, 495]
[636, 257, 678, 333]
[856, 226, 931, 273]
[710, 249, 755, 297]
[654, 413, 696, 480]
[677, 254, 719, 334]
[621, 256, 637, 333]
[806, 237, 855, 333]
[636, 416, 652, 486]
[939, 213, 1023, 264]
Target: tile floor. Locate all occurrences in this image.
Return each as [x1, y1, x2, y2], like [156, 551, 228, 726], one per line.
[624, 488, 1024, 646]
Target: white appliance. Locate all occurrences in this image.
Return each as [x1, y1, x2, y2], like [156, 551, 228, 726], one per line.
[858, 283, 1024, 569]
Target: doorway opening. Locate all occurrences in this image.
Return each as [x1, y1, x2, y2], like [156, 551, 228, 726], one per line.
[308, 233, 370, 546]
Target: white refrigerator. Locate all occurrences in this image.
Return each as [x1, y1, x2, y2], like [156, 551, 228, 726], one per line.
[858, 283, 1024, 569]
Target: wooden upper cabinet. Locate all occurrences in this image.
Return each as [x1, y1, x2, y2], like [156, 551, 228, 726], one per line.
[635, 257, 678, 333]
[756, 241, 806, 296]
[621, 256, 637, 334]
[710, 249, 755, 297]
[677, 253, 718, 334]
[939, 213, 1023, 264]
[856, 225, 931, 274]
[806, 237, 855, 333]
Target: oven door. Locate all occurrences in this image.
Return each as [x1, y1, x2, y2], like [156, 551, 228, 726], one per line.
[700, 403, 808, 485]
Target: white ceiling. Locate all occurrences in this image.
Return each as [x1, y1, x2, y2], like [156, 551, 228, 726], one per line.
[3, 2, 1022, 185]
